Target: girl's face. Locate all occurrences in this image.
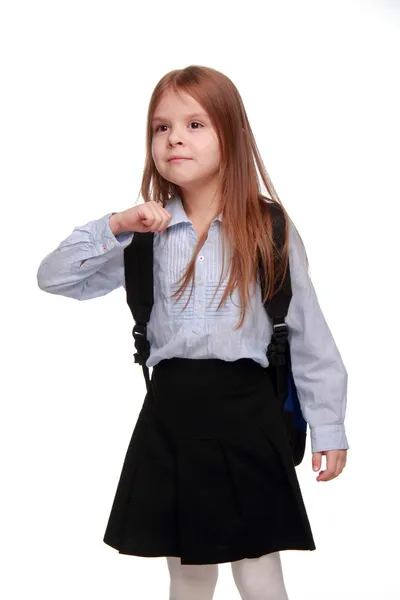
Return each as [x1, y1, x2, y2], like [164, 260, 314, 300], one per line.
[151, 89, 221, 192]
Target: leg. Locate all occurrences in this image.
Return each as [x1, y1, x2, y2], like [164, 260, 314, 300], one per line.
[166, 556, 219, 600]
[230, 552, 289, 600]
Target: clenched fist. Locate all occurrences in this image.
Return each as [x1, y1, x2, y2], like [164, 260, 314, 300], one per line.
[110, 201, 172, 235]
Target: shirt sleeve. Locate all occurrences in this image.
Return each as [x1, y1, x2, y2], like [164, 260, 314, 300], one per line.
[36, 212, 134, 300]
[286, 219, 349, 454]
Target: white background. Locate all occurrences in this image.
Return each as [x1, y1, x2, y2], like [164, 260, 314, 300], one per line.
[1, 0, 399, 598]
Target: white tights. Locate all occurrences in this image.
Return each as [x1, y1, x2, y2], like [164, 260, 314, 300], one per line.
[167, 552, 289, 600]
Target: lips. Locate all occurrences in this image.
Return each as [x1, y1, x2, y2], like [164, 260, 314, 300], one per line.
[168, 157, 191, 162]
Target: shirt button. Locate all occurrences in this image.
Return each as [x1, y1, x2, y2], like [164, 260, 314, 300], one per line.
[195, 279, 203, 286]
[198, 255, 204, 262]
[195, 303, 202, 310]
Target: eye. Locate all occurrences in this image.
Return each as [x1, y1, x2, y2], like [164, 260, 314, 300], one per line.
[154, 121, 204, 133]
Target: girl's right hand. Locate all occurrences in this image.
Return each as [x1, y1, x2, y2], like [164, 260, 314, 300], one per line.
[110, 200, 172, 235]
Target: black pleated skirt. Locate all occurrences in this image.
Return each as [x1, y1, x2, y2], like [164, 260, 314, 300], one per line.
[102, 358, 316, 565]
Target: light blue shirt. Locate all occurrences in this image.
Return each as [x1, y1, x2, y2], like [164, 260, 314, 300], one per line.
[37, 194, 349, 454]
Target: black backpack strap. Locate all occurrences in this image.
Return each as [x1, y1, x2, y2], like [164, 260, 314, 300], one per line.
[123, 231, 154, 391]
[260, 204, 293, 404]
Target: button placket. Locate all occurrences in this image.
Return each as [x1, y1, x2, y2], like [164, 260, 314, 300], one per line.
[193, 250, 206, 333]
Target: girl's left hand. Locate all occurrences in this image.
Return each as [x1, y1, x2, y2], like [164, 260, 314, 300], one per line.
[312, 449, 347, 482]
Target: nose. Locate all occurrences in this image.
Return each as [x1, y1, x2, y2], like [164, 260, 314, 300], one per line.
[167, 127, 184, 145]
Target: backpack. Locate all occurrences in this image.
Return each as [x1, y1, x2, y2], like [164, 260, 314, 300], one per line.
[123, 205, 308, 466]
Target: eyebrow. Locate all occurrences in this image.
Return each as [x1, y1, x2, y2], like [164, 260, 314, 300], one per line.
[151, 112, 209, 123]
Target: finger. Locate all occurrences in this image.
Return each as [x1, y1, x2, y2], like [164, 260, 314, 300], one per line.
[142, 202, 163, 231]
[334, 465, 344, 478]
[152, 202, 170, 232]
[317, 464, 338, 481]
[160, 207, 172, 231]
[317, 452, 339, 482]
[335, 453, 347, 477]
[151, 203, 171, 232]
[154, 204, 170, 232]
[162, 206, 172, 221]
[312, 452, 322, 472]
[142, 203, 170, 232]
[317, 470, 335, 482]
[140, 202, 157, 227]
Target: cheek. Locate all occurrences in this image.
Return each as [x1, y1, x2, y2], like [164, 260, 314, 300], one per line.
[196, 133, 220, 159]
[206, 134, 221, 161]
[151, 144, 163, 169]
[202, 142, 221, 168]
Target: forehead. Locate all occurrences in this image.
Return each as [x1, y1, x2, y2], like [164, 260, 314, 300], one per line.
[152, 89, 209, 123]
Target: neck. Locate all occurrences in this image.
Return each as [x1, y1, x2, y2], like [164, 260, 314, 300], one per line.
[178, 182, 221, 223]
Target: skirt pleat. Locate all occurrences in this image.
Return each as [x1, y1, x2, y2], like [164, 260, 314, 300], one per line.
[102, 358, 316, 565]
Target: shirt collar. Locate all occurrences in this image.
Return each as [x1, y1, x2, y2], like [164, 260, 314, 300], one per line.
[166, 193, 222, 228]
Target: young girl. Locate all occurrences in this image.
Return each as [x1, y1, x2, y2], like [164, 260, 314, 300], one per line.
[37, 65, 349, 600]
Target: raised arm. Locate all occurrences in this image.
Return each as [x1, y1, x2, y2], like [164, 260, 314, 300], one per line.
[37, 213, 134, 300]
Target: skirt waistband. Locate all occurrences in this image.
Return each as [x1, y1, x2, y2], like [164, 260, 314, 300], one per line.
[147, 358, 277, 438]
[152, 357, 265, 378]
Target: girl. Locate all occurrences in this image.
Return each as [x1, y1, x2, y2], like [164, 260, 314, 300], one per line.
[37, 65, 349, 600]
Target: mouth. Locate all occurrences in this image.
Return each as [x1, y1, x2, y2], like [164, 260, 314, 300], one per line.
[168, 157, 191, 163]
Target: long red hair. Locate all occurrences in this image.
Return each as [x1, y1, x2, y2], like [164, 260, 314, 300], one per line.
[138, 65, 307, 327]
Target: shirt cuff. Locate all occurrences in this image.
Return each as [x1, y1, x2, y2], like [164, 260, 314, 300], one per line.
[310, 424, 350, 453]
[91, 213, 134, 254]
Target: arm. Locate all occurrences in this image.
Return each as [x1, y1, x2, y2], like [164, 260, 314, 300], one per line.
[36, 213, 134, 300]
[286, 220, 349, 454]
